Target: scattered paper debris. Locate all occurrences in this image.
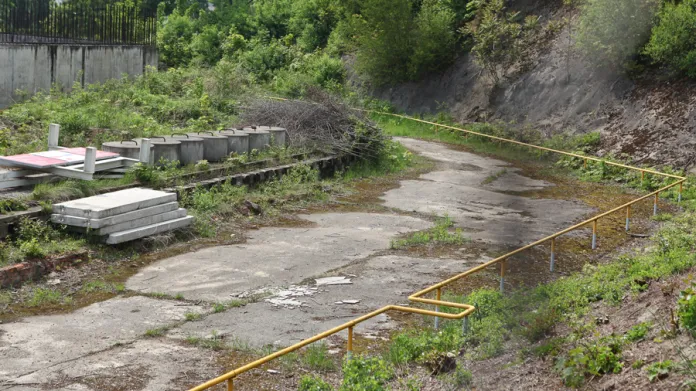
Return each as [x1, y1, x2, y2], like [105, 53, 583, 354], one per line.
[267, 369, 280, 374]
[315, 276, 352, 286]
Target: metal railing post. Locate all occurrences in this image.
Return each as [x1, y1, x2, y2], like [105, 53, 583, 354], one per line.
[591, 220, 598, 250]
[227, 379, 233, 391]
[654, 193, 659, 216]
[550, 238, 556, 272]
[462, 316, 470, 335]
[679, 182, 683, 203]
[347, 326, 353, 359]
[625, 205, 631, 231]
[500, 259, 506, 293]
[434, 288, 441, 330]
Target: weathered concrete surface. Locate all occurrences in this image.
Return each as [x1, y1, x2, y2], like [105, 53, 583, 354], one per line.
[0, 296, 205, 387]
[127, 213, 433, 302]
[170, 254, 482, 347]
[383, 138, 594, 245]
[0, 340, 221, 391]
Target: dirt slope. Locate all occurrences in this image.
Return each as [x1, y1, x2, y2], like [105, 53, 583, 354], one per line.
[370, 5, 696, 171]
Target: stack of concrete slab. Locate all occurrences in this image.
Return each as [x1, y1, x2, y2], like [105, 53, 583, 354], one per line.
[51, 188, 193, 244]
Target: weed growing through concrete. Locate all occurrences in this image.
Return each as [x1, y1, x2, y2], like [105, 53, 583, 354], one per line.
[184, 312, 202, 322]
[144, 326, 169, 338]
[481, 168, 508, 185]
[185, 331, 226, 351]
[390, 215, 466, 249]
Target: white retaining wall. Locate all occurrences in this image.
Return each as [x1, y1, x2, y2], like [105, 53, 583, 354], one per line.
[0, 44, 158, 108]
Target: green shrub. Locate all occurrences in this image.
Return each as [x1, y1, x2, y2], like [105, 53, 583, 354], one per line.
[0, 198, 28, 214]
[303, 343, 336, 372]
[298, 375, 333, 391]
[462, 0, 539, 83]
[409, 0, 457, 79]
[19, 238, 47, 259]
[556, 336, 623, 387]
[340, 356, 393, 391]
[624, 322, 651, 342]
[646, 360, 673, 382]
[575, 0, 660, 68]
[644, 0, 696, 77]
[678, 284, 696, 335]
[158, 9, 197, 67]
[352, 0, 414, 85]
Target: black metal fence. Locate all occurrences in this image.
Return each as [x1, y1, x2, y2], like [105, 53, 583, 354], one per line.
[0, 1, 156, 45]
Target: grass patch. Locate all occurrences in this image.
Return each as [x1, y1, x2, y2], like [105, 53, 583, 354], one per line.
[0, 198, 29, 215]
[391, 215, 466, 249]
[185, 331, 226, 351]
[302, 342, 337, 372]
[185, 312, 202, 322]
[27, 288, 66, 307]
[144, 326, 169, 338]
[481, 169, 507, 185]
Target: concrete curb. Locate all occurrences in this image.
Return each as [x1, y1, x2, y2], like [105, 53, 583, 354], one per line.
[0, 251, 89, 289]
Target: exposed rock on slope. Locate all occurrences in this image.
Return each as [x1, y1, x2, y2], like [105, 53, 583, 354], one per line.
[372, 11, 696, 170]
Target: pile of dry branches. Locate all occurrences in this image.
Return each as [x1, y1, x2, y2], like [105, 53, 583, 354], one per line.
[239, 89, 385, 159]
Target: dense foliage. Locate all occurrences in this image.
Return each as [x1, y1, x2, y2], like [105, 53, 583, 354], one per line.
[575, 0, 660, 68]
[156, 0, 469, 86]
[644, 0, 696, 77]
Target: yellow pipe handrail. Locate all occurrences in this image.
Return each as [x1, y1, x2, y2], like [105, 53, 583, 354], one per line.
[189, 104, 687, 391]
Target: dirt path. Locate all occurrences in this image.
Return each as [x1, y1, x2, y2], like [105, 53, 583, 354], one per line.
[0, 138, 597, 391]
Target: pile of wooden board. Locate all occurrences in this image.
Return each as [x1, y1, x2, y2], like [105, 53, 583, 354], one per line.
[51, 188, 193, 244]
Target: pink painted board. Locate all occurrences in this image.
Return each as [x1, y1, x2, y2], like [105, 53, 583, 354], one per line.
[0, 148, 120, 169]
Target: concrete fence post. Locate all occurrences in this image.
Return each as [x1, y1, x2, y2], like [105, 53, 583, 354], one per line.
[139, 138, 151, 164]
[84, 147, 96, 175]
[48, 124, 60, 150]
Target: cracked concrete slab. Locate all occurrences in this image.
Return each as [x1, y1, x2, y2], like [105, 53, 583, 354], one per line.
[170, 254, 478, 347]
[1, 339, 221, 391]
[126, 213, 432, 302]
[0, 296, 205, 386]
[384, 138, 594, 245]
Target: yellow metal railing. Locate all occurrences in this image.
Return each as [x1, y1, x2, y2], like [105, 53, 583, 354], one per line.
[190, 109, 687, 391]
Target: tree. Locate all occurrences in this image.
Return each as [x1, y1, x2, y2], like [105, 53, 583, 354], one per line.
[575, 0, 660, 68]
[409, 0, 457, 79]
[353, 0, 414, 85]
[463, 0, 537, 84]
[644, 0, 696, 78]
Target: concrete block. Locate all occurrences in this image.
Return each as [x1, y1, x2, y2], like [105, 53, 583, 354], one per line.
[51, 201, 179, 228]
[53, 188, 176, 219]
[94, 208, 188, 235]
[106, 216, 193, 244]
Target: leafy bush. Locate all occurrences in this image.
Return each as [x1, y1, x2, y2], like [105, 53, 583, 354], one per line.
[678, 284, 696, 336]
[0, 198, 28, 214]
[19, 238, 47, 259]
[299, 375, 333, 391]
[644, 0, 696, 77]
[646, 360, 673, 382]
[575, 0, 660, 68]
[340, 356, 393, 391]
[556, 336, 624, 387]
[463, 0, 539, 83]
[352, 0, 414, 85]
[408, 0, 457, 79]
[624, 322, 651, 342]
